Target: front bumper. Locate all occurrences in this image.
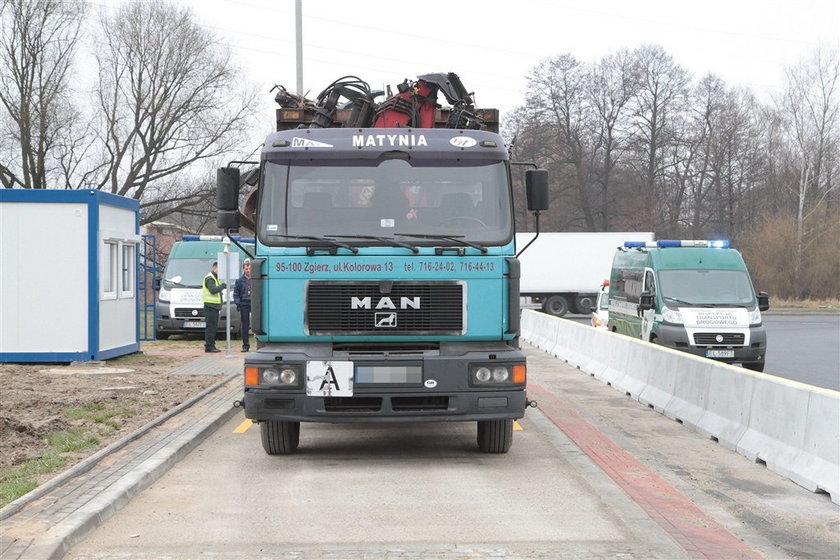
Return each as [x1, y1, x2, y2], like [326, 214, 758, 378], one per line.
[155, 302, 242, 335]
[654, 323, 767, 365]
[241, 342, 528, 423]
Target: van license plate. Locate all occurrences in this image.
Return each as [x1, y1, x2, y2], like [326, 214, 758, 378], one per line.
[184, 321, 206, 328]
[706, 349, 734, 358]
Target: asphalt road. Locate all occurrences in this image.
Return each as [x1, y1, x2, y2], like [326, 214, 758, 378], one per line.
[568, 312, 840, 391]
[67, 346, 839, 559]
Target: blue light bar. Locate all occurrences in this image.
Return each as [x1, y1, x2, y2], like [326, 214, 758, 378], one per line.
[624, 241, 647, 248]
[657, 240, 681, 247]
[710, 240, 730, 248]
[183, 235, 255, 243]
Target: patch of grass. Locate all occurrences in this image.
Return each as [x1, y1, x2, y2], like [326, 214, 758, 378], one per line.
[0, 452, 67, 508]
[65, 401, 135, 430]
[46, 428, 100, 453]
[772, 299, 839, 311]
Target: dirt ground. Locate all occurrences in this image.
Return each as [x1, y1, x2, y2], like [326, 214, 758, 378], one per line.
[0, 339, 231, 478]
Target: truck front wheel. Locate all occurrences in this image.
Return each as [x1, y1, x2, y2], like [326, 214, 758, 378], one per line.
[260, 420, 300, 455]
[477, 419, 513, 453]
[543, 295, 569, 317]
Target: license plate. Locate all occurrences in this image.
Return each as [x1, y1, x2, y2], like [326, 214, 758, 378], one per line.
[183, 321, 206, 328]
[306, 361, 354, 397]
[706, 349, 735, 358]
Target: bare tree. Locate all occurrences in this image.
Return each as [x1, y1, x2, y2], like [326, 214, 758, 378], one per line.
[628, 45, 690, 233]
[0, 0, 85, 188]
[777, 48, 840, 296]
[90, 0, 257, 216]
[588, 49, 637, 229]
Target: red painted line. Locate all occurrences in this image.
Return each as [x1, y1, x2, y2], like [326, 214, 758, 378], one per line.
[529, 382, 760, 559]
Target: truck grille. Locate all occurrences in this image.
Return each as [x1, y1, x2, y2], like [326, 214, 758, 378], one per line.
[307, 281, 464, 335]
[174, 308, 204, 319]
[693, 332, 745, 346]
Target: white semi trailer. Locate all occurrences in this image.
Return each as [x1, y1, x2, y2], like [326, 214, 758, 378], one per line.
[516, 232, 654, 316]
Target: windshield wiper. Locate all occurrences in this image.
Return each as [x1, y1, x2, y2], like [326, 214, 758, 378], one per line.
[394, 233, 488, 254]
[165, 280, 189, 288]
[267, 234, 359, 254]
[325, 234, 419, 254]
[663, 296, 713, 307]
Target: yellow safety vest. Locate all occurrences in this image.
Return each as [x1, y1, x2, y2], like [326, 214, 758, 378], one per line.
[202, 272, 222, 305]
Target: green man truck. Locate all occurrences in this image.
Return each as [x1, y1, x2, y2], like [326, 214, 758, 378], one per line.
[215, 73, 549, 454]
[608, 240, 770, 371]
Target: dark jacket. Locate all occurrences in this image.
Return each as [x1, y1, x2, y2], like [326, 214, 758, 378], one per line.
[234, 274, 251, 308]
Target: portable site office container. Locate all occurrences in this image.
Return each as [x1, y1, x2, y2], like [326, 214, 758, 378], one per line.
[0, 189, 141, 362]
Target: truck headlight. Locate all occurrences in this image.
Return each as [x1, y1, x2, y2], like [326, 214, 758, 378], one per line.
[245, 365, 302, 387]
[661, 305, 683, 325]
[470, 364, 525, 386]
[158, 286, 171, 302]
[748, 307, 762, 325]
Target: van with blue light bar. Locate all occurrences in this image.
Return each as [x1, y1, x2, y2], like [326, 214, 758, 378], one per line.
[608, 240, 770, 371]
[154, 236, 254, 339]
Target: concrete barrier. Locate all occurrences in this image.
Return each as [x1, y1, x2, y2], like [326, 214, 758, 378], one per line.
[520, 309, 840, 504]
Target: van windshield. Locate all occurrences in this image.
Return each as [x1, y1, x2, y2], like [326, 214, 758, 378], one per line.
[658, 269, 756, 306]
[162, 259, 215, 289]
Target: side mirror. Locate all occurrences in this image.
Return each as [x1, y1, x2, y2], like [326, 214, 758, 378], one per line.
[757, 291, 770, 312]
[525, 168, 549, 212]
[153, 276, 161, 291]
[639, 291, 655, 311]
[216, 167, 241, 229]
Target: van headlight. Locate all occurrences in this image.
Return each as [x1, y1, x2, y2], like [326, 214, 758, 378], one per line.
[158, 286, 171, 302]
[748, 307, 762, 325]
[661, 305, 683, 324]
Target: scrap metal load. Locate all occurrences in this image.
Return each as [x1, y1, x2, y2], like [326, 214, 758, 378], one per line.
[239, 73, 499, 230]
[272, 72, 499, 133]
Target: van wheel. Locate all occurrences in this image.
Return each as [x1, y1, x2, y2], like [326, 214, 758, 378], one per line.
[260, 420, 300, 455]
[477, 419, 513, 453]
[155, 331, 169, 340]
[743, 362, 765, 373]
[543, 296, 569, 317]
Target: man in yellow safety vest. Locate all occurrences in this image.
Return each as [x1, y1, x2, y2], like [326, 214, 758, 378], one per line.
[202, 261, 227, 352]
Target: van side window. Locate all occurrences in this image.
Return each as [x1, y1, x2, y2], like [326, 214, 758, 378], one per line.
[614, 267, 644, 303]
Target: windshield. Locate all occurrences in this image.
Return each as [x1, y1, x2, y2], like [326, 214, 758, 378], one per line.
[658, 269, 756, 306]
[258, 159, 513, 246]
[162, 258, 215, 289]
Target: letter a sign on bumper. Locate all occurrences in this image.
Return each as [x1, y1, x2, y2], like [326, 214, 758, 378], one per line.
[306, 361, 354, 397]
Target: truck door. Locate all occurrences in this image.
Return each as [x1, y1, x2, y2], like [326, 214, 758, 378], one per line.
[642, 269, 656, 341]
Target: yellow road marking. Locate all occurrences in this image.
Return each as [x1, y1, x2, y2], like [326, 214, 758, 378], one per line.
[513, 420, 523, 431]
[233, 419, 253, 433]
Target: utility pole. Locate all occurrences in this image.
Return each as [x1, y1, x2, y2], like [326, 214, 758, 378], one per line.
[295, 0, 303, 95]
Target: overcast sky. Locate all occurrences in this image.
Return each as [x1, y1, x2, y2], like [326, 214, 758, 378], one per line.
[176, 0, 838, 120]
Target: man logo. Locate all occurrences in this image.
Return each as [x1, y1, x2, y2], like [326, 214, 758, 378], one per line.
[351, 296, 420, 310]
[375, 312, 397, 328]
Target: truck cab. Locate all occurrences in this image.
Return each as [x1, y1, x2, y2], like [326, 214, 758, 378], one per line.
[155, 236, 254, 339]
[608, 240, 770, 371]
[218, 126, 548, 455]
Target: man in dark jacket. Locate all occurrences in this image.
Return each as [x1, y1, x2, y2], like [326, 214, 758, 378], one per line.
[202, 261, 227, 353]
[233, 259, 252, 352]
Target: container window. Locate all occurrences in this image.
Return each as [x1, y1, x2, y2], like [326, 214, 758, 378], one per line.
[102, 241, 118, 299]
[120, 243, 135, 298]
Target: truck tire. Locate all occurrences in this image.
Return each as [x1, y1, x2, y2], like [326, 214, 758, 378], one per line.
[260, 420, 300, 455]
[477, 419, 513, 453]
[543, 295, 569, 317]
[574, 295, 595, 314]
